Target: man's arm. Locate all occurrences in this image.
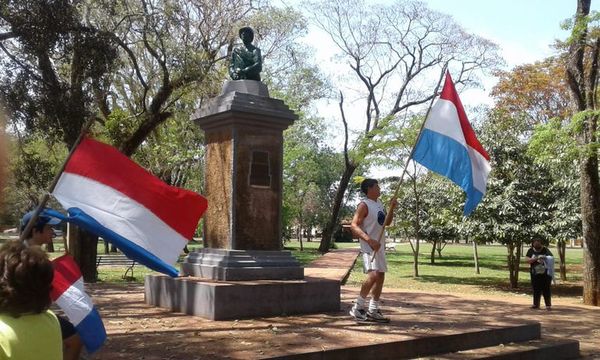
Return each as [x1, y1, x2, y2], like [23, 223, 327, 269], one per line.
[351, 202, 380, 252]
[384, 197, 398, 226]
[525, 249, 538, 264]
[244, 48, 262, 73]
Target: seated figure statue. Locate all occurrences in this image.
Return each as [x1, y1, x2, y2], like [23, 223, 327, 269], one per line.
[229, 27, 262, 81]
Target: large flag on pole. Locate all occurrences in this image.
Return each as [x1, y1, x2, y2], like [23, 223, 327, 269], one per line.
[49, 136, 208, 276]
[412, 72, 491, 215]
[51, 255, 106, 353]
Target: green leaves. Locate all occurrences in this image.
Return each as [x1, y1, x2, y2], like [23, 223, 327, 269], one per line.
[528, 117, 580, 164]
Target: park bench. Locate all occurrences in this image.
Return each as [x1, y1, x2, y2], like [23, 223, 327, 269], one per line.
[96, 254, 136, 279]
[385, 243, 397, 251]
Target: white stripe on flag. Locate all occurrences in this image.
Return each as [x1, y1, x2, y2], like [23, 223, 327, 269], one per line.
[53, 173, 188, 265]
[54, 278, 93, 326]
[425, 98, 491, 195]
[467, 145, 491, 194]
[424, 99, 466, 147]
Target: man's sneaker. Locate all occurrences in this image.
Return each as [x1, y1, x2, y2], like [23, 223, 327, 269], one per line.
[349, 304, 367, 321]
[367, 309, 390, 323]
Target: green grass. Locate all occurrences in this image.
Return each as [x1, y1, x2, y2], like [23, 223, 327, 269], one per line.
[42, 239, 353, 283]
[347, 243, 584, 297]
[6, 235, 583, 298]
[283, 239, 357, 265]
[96, 240, 334, 283]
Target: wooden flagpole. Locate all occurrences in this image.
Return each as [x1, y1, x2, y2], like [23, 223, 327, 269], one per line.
[19, 118, 96, 242]
[370, 66, 448, 262]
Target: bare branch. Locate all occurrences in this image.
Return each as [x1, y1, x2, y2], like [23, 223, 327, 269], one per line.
[0, 32, 15, 41]
[0, 43, 45, 83]
[338, 91, 351, 167]
[112, 36, 148, 89]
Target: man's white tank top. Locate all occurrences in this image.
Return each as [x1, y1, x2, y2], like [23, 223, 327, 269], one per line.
[359, 198, 386, 253]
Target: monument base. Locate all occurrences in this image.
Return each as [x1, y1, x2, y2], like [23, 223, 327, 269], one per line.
[144, 275, 340, 320]
[181, 248, 304, 281]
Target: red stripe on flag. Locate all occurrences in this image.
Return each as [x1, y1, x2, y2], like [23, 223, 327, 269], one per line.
[63, 137, 207, 239]
[440, 72, 490, 161]
[50, 255, 82, 301]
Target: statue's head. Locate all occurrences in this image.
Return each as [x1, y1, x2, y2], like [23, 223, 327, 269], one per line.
[239, 26, 254, 43]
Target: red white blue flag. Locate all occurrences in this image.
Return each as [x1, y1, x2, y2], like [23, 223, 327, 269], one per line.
[51, 255, 106, 353]
[413, 72, 491, 215]
[49, 136, 208, 276]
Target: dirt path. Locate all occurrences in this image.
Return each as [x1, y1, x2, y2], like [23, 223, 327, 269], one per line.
[88, 283, 600, 359]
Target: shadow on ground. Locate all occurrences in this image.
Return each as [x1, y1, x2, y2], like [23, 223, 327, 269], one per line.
[88, 283, 600, 360]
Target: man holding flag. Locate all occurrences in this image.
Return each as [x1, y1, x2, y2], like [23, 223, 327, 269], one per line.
[356, 71, 491, 321]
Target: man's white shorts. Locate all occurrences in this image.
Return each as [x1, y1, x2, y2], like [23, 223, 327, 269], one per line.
[362, 250, 387, 273]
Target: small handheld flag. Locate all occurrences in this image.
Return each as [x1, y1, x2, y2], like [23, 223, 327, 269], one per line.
[51, 255, 106, 353]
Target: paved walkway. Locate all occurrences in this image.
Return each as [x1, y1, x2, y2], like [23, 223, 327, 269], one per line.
[303, 247, 360, 282]
[88, 248, 600, 359]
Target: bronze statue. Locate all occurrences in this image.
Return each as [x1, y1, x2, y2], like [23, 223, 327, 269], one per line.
[229, 27, 262, 81]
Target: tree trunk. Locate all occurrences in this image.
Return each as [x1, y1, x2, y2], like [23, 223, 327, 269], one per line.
[565, 0, 600, 306]
[413, 179, 420, 277]
[557, 240, 567, 281]
[67, 224, 98, 283]
[430, 239, 436, 264]
[507, 241, 522, 289]
[436, 241, 444, 258]
[120, 109, 172, 156]
[581, 156, 600, 304]
[516, 241, 522, 286]
[413, 236, 420, 277]
[473, 240, 480, 274]
[318, 162, 357, 253]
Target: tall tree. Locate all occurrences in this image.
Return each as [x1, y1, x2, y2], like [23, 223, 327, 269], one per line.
[529, 119, 581, 280]
[490, 58, 581, 282]
[85, 0, 253, 156]
[466, 111, 554, 288]
[0, 0, 117, 280]
[283, 115, 344, 245]
[307, 0, 501, 252]
[1, 0, 322, 279]
[491, 57, 574, 127]
[564, 0, 600, 305]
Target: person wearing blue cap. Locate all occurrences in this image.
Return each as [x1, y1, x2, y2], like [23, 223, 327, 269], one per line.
[20, 211, 83, 360]
[20, 210, 62, 247]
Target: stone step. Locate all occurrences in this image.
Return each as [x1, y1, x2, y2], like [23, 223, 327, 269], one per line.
[426, 337, 580, 359]
[269, 323, 541, 360]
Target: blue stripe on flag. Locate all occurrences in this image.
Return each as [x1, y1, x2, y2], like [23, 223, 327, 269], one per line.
[43, 208, 179, 277]
[413, 128, 484, 216]
[75, 307, 107, 353]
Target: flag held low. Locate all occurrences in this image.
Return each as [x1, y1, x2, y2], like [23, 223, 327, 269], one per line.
[50, 136, 208, 277]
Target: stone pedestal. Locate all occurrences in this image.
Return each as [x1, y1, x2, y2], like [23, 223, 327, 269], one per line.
[145, 275, 340, 320]
[144, 80, 340, 320]
[180, 248, 303, 281]
[192, 80, 296, 251]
